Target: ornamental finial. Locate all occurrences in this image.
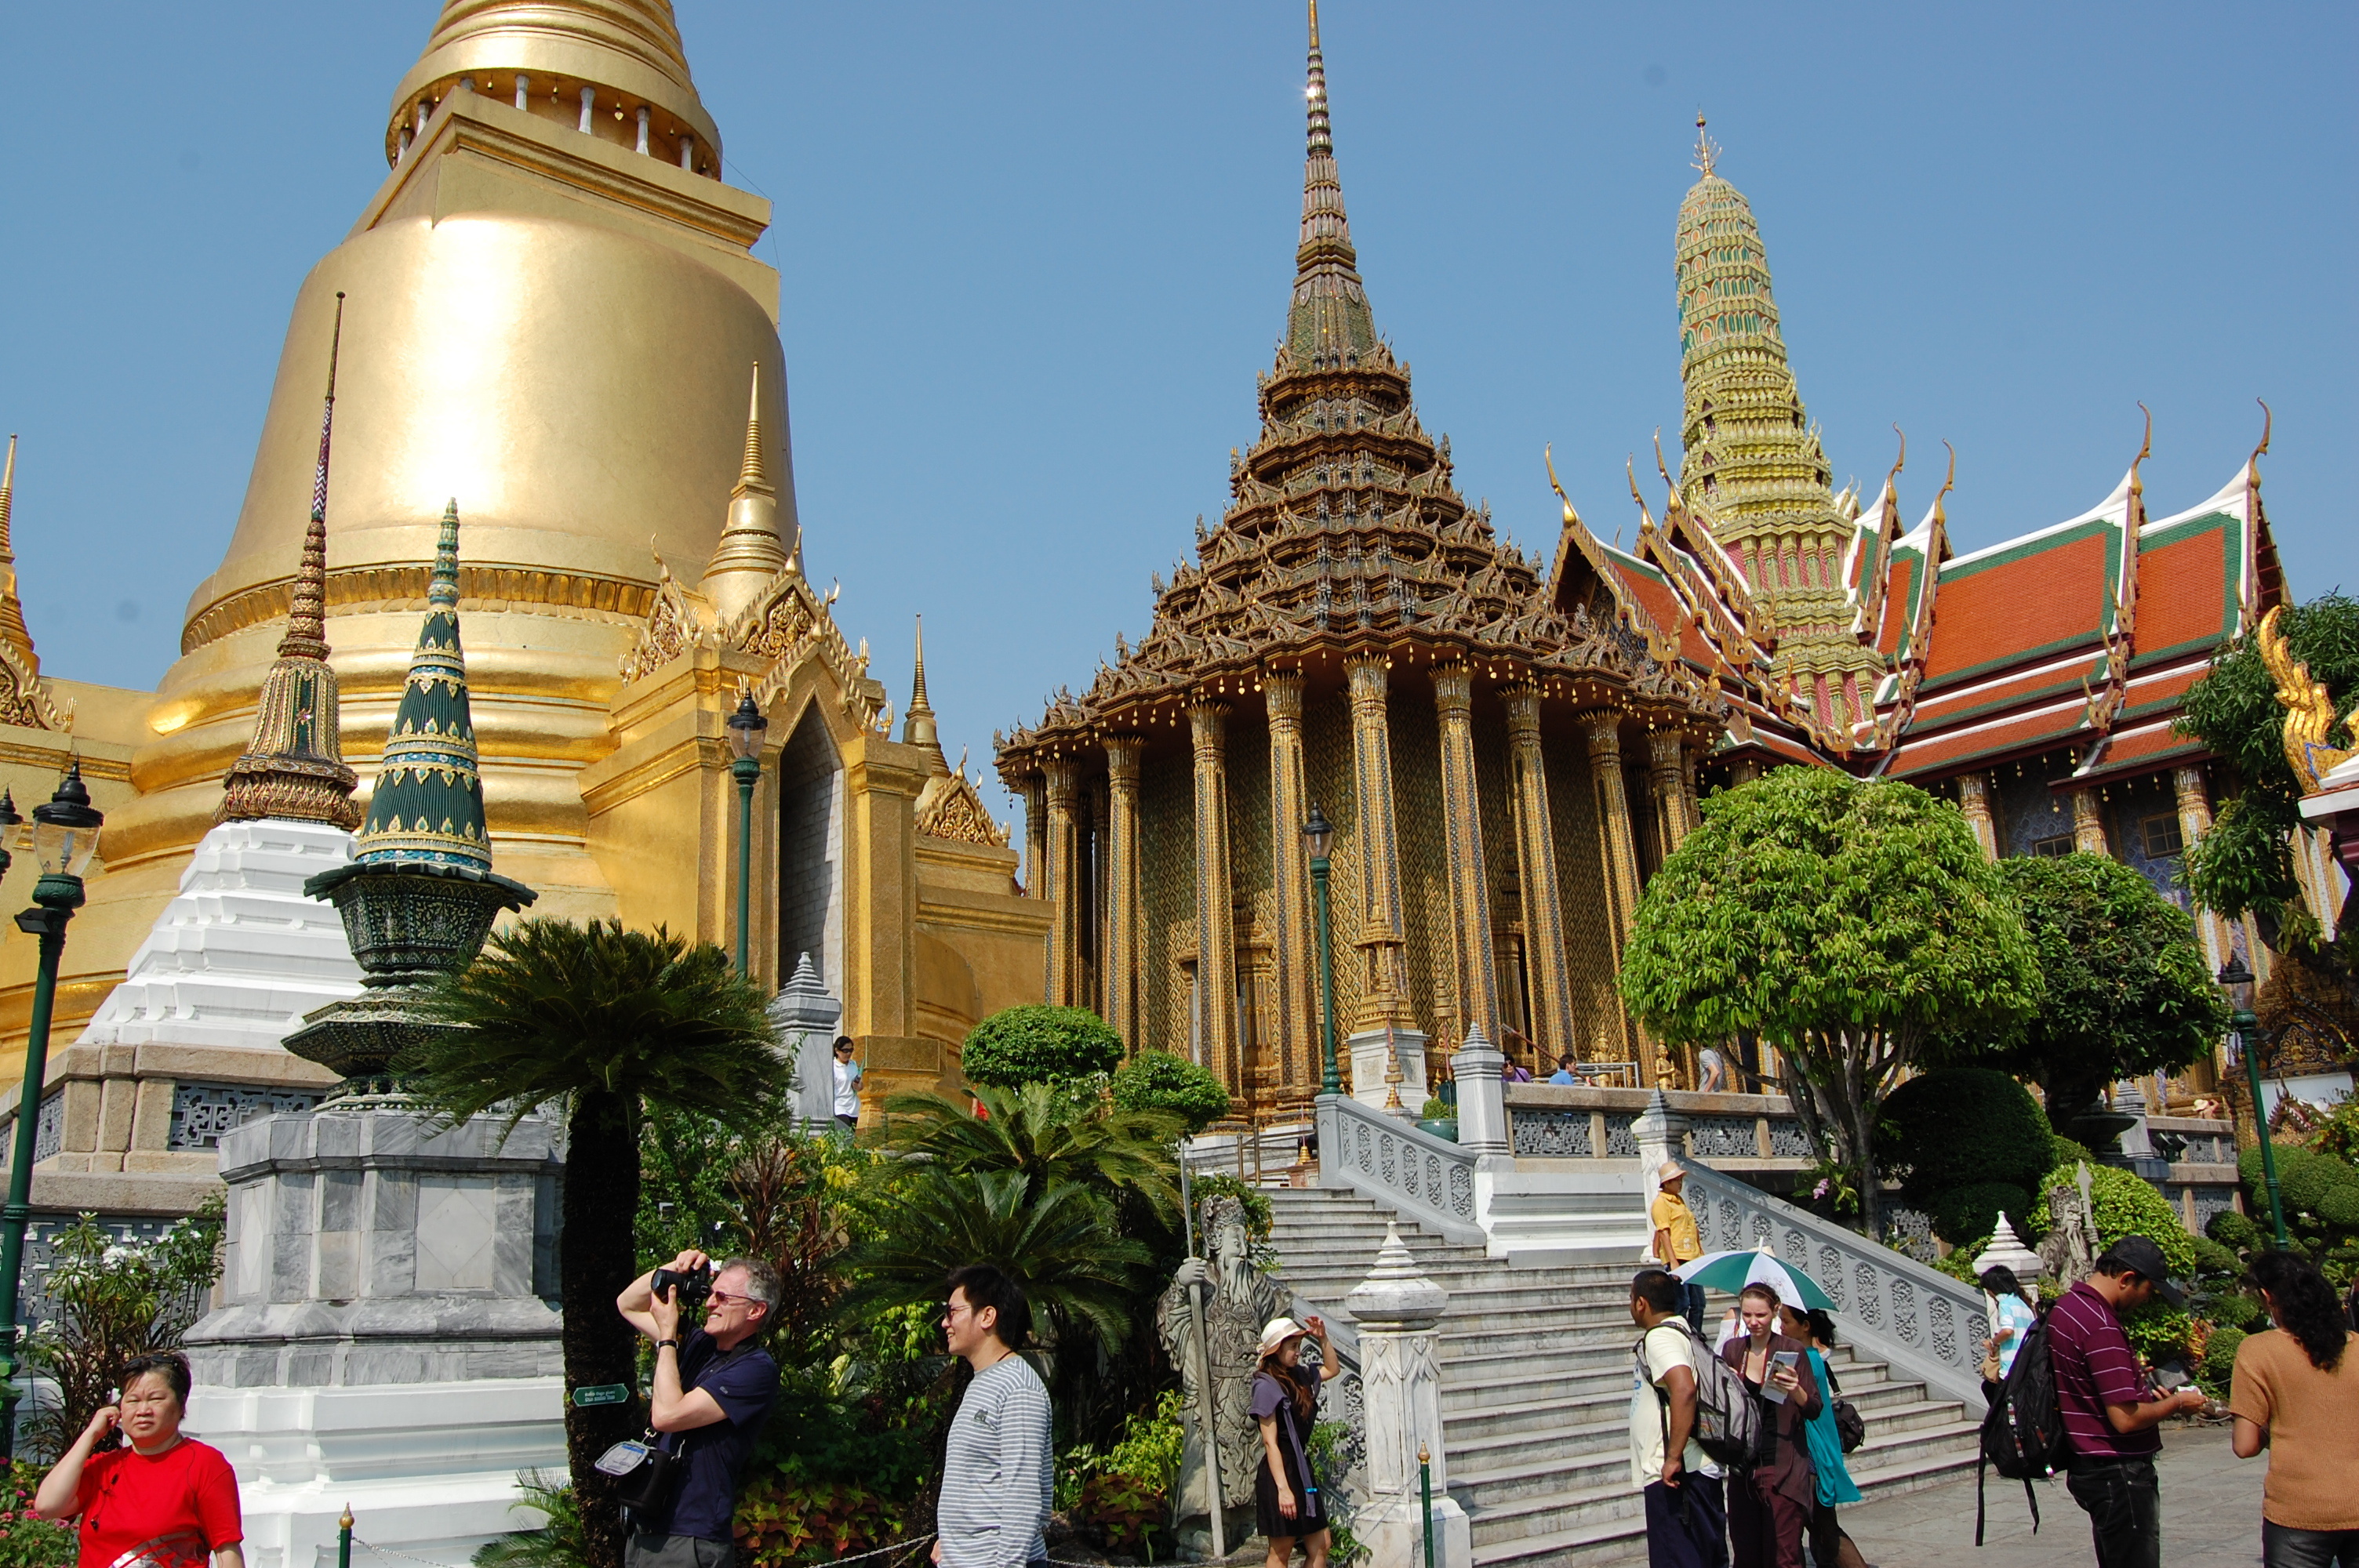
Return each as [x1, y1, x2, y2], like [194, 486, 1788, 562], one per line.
[1692, 112, 1719, 178]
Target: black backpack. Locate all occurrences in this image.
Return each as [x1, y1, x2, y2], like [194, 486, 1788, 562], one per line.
[1975, 1307, 2066, 1545]
[1637, 1322, 1761, 1471]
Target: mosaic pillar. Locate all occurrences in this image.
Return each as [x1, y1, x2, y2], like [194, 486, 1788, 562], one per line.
[1345, 655, 1413, 1025]
[1104, 735, 1145, 1050]
[1264, 672, 1317, 1101]
[1582, 711, 1654, 1076]
[1044, 756, 1084, 1006]
[1189, 699, 1238, 1087]
[1020, 771, 1049, 997]
[1647, 731, 1692, 860]
[1432, 665, 1501, 1052]
[2069, 786, 2109, 857]
[1957, 771, 2000, 860]
[1503, 684, 1576, 1062]
[1089, 776, 1110, 1015]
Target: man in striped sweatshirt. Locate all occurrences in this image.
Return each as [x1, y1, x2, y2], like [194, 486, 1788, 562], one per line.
[933, 1265, 1055, 1568]
[2047, 1236, 2210, 1568]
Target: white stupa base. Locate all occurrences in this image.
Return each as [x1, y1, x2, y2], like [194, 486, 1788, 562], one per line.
[1355, 1494, 1470, 1568]
[190, 1378, 566, 1568]
[79, 818, 362, 1051]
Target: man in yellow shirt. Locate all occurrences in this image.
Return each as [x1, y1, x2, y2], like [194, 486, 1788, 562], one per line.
[1651, 1162, 1707, 1334]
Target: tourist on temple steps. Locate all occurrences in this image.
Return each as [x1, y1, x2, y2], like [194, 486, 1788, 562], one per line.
[35, 1352, 245, 1568]
[1651, 1163, 1708, 1334]
[2046, 1236, 2208, 1568]
[1783, 1308, 1866, 1568]
[933, 1265, 1052, 1568]
[1251, 1315, 1338, 1568]
[2229, 1250, 2359, 1566]
[1718, 1282, 1819, 1568]
[1979, 1262, 2037, 1407]
[1628, 1269, 1728, 1568]
[615, 1250, 785, 1568]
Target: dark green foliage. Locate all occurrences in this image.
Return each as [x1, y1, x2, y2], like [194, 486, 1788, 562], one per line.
[474, 1473, 590, 1568]
[1932, 1183, 2036, 1248]
[2207, 1208, 2263, 1251]
[1110, 1048, 1234, 1132]
[2201, 1327, 2248, 1396]
[2176, 592, 2359, 938]
[1885, 1069, 2051, 1240]
[961, 1004, 1126, 1087]
[1187, 1174, 1274, 1242]
[881, 1083, 1183, 1225]
[2191, 1236, 2242, 1275]
[1619, 768, 2040, 1234]
[1933, 853, 2228, 1132]
[2241, 1143, 2359, 1254]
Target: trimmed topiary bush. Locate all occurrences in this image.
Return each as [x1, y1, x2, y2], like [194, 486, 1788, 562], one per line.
[2030, 1158, 2197, 1276]
[1109, 1050, 1232, 1133]
[2200, 1325, 2247, 1396]
[1885, 1069, 2051, 1241]
[2241, 1143, 2359, 1232]
[2207, 1208, 2261, 1251]
[960, 1006, 1125, 1088]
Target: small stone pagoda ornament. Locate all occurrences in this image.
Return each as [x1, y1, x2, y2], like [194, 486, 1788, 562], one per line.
[287, 501, 535, 1083]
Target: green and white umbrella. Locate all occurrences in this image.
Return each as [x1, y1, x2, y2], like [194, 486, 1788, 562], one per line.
[1673, 1245, 1837, 1312]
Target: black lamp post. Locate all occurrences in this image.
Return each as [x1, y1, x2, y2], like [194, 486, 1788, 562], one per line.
[725, 691, 769, 976]
[2219, 955, 2288, 1249]
[1302, 804, 1339, 1097]
[0, 768, 102, 1458]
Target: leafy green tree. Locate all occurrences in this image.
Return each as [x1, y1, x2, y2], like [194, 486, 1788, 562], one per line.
[1881, 1069, 2052, 1243]
[961, 1005, 1126, 1087]
[1931, 853, 2228, 1134]
[404, 919, 786, 1568]
[1619, 768, 2040, 1236]
[2176, 591, 2359, 964]
[1108, 1049, 1233, 1133]
[881, 1083, 1183, 1225]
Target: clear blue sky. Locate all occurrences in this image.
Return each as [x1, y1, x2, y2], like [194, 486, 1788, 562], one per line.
[2, 3, 2350, 831]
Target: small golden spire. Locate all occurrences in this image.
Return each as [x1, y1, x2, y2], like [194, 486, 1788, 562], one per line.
[1309, 0, 1321, 52]
[1692, 111, 1719, 178]
[903, 615, 942, 757]
[734, 362, 772, 498]
[0, 434, 16, 566]
[0, 434, 36, 666]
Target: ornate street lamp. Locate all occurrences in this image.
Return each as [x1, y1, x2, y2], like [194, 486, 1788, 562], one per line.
[1302, 804, 1339, 1097]
[2219, 956, 2288, 1249]
[725, 691, 769, 976]
[0, 768, 101, 1458]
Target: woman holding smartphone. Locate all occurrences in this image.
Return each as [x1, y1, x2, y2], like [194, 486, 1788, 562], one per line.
[1718, 1283, 1819, 1568]
[1252, 1316, 1337, 1568]
[35, 1352, 244, 1568]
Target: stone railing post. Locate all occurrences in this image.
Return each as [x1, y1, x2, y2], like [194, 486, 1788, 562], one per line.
[1344, 1224, 1470, 1568]
[1452, 1022, 1509, 1158]
[1634, 1089, 1691, 1262]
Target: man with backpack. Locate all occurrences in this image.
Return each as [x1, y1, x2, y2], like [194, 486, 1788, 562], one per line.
[2046, 1237, 2211, 1567]
[1630, 1269, 1739, 1568]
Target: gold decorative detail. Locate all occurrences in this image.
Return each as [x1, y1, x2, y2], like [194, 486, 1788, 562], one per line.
[916, 760, 1011, 848]
[2258, 603, 2354, 793]
[618, 557, 710, 683]
[0, 641, 69, 732]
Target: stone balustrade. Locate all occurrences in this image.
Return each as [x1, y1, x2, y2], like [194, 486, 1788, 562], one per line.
[1503, 1083, 1815, 1174]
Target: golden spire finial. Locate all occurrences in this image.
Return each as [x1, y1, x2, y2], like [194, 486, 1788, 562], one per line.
[734, 362, 771, 497]
[1309, 0, 1321, 53]
[902, 615, 942, 757]
[0, 433, 16, 569]
[909, 615, 932, 714]
[1692, 111, 1719, 178]
[0, 431, 29, 666]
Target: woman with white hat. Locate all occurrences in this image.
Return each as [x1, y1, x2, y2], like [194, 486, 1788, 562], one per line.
[1251, 1314, 1336, 1567]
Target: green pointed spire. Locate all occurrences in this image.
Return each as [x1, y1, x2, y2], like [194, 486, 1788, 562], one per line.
[354, 499, 489, 867]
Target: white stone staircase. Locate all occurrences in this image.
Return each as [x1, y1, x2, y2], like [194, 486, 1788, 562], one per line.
[1268, 1187, 1983, 1568]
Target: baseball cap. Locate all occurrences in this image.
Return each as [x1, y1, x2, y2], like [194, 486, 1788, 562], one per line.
[2099, 1235, 2185, 1307]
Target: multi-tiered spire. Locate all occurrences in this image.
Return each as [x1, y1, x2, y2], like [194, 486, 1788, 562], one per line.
[354, 502, 491, 866]
[219, 295, 364, 829]
[699, 363, 794, 626]
[0, 435, 34, 669]
[1288, 0, 1376, 368]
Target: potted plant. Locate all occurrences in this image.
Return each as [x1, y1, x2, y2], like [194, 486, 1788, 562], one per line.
[1417, 1096, 1458, 1142]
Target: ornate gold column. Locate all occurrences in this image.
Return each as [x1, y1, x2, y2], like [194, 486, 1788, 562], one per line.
[1433, 664, 1501, 1049]
[1264, 672, 1316, 1098]
[1503, 684, 1576, 1058]
[1583, 711, 1652, 1073]
[1044, 756, 1084, 1005]
[1345, 655, 1413, 1023]
[2069, 786, 2109, 856]
[2173, 764, 2234, 972]
[1189, 699, 1239, 1086]
[1019, 771, 1050, 997]
[1647, 731, 1693, 860]
[1957, 771, 2000, 859]
[1104, 735, 1145, 1049]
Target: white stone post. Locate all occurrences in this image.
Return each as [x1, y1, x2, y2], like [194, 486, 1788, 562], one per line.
[770, 951, 845, 1131]
[1452, 1022, 1509, 1157]
[1344, 1224, 1470, 1568]
[1634, 1089, 1691, 1262]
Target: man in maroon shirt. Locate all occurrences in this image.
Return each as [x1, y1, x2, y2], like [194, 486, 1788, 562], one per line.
[2046, 1236, 2210, 1568]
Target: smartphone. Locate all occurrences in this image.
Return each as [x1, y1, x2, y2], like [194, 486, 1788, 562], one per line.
[1762, 1349, 1800, 1403]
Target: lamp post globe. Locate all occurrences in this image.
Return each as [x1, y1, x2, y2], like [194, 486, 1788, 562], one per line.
[2219, 955, 2288, 1248]
[725, 691, 769, 975]
[1301, 804, 1339, 1098]
[0, 764, 104, 1459]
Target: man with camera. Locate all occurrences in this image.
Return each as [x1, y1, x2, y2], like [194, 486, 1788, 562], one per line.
[615, 1250, 785, 1568]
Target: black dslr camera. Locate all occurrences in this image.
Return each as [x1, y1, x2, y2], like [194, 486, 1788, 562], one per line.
[650, 1261, 714, 1309]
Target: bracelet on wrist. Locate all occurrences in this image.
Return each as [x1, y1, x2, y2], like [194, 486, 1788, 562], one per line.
[655, 1338, 680, 1350]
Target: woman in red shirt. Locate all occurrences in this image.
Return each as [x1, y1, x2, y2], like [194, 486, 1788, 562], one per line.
[35, 1352, 243, 1568]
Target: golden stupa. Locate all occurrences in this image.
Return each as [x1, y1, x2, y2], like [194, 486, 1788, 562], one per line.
[0, 1, 1046, 1218]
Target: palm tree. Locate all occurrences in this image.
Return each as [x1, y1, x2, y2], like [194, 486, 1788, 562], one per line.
[879, 1082, 1184, 1225]
[840, 1167, 1154, 1353]
[402, 918, 783, 1568]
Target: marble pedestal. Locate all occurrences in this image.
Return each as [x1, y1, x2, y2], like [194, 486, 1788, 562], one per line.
[770, 950, 845, 1131]
[1348, 1026, 1429, 1113]
[184, 1105, 568, 1568]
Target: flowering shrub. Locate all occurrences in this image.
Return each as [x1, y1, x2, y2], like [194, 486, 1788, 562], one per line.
[732, 1474, 903, 1567]
[0, 1461, 74, 1568]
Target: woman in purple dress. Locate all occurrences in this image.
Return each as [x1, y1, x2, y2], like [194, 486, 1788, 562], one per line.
[1251, 1315, 1338, 1568]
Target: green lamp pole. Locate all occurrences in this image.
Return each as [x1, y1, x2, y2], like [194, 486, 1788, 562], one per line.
[0, 767, 103, 1460]
[2219, 955, 2288, 1249]
[1302, 804, 1339, 1097]
[725, 693, 769, 977]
